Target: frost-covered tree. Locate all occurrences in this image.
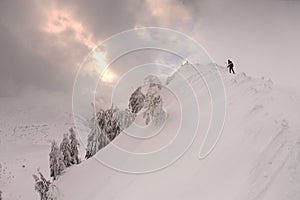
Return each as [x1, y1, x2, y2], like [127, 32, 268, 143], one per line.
[0, 190, 2, 200]
[144, 75, 162, 89]
[46, 183, 58, 200]
[104, 105, 122, 141]
[33, 174, 45, 200]
[128, 86, 145, 114]
[143, 75, 166, 125]
[69, 127, 80, 164]
[59, 134, 72, 167]
[85, 105, 131, 159]
[49, 141, 65, 180]
[149, 95, 166, 125]
[143, 92, 165, 125]
[33, 170, 52, 200]
[114, 108, 136, 130]
[97, 109, 106, 130]
[85, 111, 110, 159]
[104, 106, 116, 140]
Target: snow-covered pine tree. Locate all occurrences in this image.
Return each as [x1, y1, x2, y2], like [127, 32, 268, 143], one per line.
[49, 141, 65, 180]
[128, 86, 145, 114]
[149, 95, 166, 125]
[104, 105, 122, 141]
[46, 183, 58, 200]
[85, 105, 130, 159]
[69, 127, 80, 164]
[85, 111, 110, 159]
[114, 108, 136, 130]
[59, 133, 72, 167]
[143, 75, 166, 125]
[97, 109, 106, 130]
[33, 174, 44, 200]
[144, 75, 162, 90]
[33, 170, 52, 200]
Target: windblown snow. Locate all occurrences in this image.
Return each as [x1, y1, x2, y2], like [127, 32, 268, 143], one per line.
[1, 64, 300, 200]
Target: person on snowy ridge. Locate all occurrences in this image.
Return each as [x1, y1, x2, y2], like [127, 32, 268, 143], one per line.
[227, 59, 235, 74]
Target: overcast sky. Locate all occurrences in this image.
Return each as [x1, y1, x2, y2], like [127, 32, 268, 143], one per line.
[0, 0, 299, 97]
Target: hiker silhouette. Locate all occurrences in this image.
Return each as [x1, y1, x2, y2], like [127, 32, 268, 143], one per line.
[227, 59, 235, 74]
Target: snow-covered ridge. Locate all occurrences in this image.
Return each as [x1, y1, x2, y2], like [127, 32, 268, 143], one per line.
[54, 63, 300, 200]
[1, 63, 299, 200]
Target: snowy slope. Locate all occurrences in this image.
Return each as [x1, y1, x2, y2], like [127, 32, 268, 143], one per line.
[1, 64, 299, 200]
[54, 64, 300, 200]
[0, 93, 78, 200]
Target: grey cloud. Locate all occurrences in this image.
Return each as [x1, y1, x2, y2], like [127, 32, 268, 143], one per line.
[0, 0, 90, 96]
[0, 0, 157, 97]
[0, 26, 78, 96]
[54, 0, 148, 40]
[1, 0, 300, 97]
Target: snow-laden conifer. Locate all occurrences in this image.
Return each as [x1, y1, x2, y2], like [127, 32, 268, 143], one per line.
[69, 127, 80, 164]
[33, 169, 53, 200]
[49, 141, 65, 180]
[143, 75, 166, 125]
[59, 133, 72, 167]
[128, 86, 145, 114]
[85, 111, 110, 159]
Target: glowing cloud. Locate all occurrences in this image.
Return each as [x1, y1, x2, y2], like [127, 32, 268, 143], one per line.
[93, 51, 116, 83]
[100, 68, 116, 83]
[45, 9, 96, 49]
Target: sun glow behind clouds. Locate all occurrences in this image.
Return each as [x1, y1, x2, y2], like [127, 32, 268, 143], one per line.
[101, 69, 116, 83]
[93, 51, 116, 83]
[44, 8, 116, 83]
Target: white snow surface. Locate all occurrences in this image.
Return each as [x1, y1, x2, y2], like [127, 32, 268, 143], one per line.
[0, 93, 76, 200]
[1, 64, 300, 200]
